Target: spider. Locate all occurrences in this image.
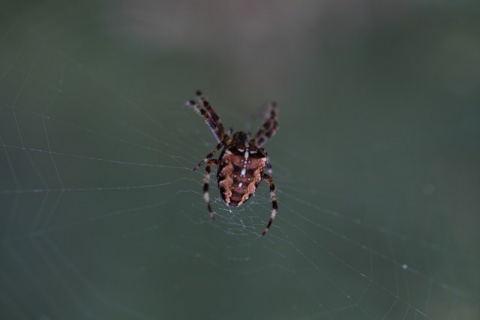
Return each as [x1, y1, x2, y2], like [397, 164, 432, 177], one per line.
[185, 90, 278, 236]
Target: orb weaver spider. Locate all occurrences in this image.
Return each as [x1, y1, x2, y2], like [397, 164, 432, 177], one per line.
[185, 91, 279, 236]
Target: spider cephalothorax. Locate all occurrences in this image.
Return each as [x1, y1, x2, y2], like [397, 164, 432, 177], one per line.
[185, 90, 278, 236]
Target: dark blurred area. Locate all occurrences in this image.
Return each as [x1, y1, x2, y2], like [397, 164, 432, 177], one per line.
[1, 1, 479, 319]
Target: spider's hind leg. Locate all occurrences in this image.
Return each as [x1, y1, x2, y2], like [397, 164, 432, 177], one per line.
[203, 159, 218, 219]
[261, 173, 278, 236]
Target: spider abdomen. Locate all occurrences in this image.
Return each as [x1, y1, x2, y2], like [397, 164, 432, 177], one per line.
[217, 146, 267, 207]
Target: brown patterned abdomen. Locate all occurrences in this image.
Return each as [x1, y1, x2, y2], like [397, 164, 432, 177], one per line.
[217, 148, 266, 207]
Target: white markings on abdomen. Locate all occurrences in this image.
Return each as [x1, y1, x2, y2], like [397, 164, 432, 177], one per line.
[240, 168, 246, 177]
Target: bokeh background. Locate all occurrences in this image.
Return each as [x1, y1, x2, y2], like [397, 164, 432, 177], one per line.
[1, 1, 479, 319]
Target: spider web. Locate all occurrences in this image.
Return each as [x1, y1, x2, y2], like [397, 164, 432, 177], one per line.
[1, 1, 479, 319]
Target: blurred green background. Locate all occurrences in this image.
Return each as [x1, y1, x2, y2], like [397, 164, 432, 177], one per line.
[1, 1, 479, 319]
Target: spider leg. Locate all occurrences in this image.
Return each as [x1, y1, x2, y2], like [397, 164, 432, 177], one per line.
[186, 90, 226, 143]
[261, 173, 278, 236]
[193, 141, 224, 171]
[254, 102, 278, 147]
[264, 151, 273, 176]
[185, 94, 225, 143]
[203, 159, 218, 220]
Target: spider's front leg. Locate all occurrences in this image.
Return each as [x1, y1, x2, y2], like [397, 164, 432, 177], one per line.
[254, 102, 278, 147]
[185, 91, 227, 143]
[203, 159, 218, 220]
